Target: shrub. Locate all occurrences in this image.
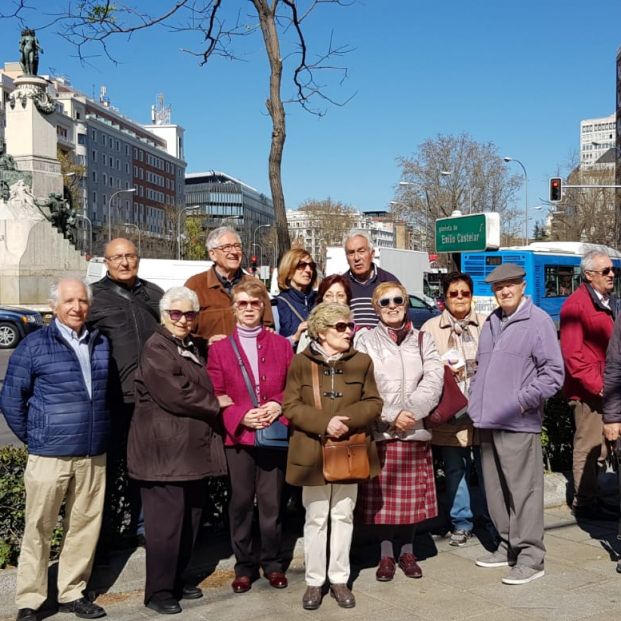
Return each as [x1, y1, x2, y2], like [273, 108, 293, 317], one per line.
[542, 392, 575, 473]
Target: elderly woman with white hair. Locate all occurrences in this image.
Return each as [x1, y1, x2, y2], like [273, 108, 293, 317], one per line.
[127, 286, 230, 615]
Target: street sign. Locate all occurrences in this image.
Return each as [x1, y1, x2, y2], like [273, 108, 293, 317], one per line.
[435, 212, 500, 253]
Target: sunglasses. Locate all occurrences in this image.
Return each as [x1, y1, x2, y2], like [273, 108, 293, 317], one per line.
[235, 300, 263, 310]
[166, 309, 198, 322]
[329, 321, 355, 333]
[588, 267, 614, 276]
[378, 296, 405, 308]
[448, 290, 472, 299]
[296, 260, 316, 271]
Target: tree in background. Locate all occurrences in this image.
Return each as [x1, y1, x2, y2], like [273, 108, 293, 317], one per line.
[392, 133, 522, 250]
[184, 218, 208, 260]
[295, 198, 357, 269]
[2, 1, 354, 259]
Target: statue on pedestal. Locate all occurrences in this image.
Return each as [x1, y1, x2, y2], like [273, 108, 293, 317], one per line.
[19, 28, 43, 76]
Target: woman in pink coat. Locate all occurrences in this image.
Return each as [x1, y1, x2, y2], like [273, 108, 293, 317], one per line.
[207, 280, 294, 595]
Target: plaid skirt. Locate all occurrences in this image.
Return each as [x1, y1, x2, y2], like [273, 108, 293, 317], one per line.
[357, 440, 437, 525]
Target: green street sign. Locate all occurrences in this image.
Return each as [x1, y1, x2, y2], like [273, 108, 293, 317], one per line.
[435, 212, 500, 253]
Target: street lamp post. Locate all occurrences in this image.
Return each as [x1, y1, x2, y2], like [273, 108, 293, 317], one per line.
[252, 243, 264, 265]
[397, 181, 431, 250]
[107, 188, 136, 241]
[123, 222, 141, 255]
[503, 156, 528, 245]
[177, 205, 201, 260]
[253, 224, 271, 263]
[75, 213, 92, 256]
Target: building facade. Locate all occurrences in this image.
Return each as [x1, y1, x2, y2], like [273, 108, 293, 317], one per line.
[581, 113, 615, 166]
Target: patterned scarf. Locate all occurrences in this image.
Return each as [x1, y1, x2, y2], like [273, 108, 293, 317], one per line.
[446, 313, 478, 393]
[386, 320, 412, 346]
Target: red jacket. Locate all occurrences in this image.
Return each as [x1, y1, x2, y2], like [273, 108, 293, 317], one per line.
[560, 283, 615, 401]
[206, 327, 294, 446]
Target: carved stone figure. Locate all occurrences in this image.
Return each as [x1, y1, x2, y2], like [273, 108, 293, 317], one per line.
[19, 28, 43, 76]
[0, 154, 18, 171]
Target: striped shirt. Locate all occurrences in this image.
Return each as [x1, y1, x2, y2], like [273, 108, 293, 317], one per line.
[347, 266, 401, 328]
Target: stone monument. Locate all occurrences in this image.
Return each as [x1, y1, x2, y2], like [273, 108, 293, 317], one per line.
[0, 29, 86, 306]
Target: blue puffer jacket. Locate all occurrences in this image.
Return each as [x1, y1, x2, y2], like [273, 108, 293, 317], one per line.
[276, 288, 316, 338]
[0, 322, 110, 456]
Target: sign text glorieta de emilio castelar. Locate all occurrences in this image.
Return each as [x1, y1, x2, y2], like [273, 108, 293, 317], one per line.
[435, 212, 500, 253]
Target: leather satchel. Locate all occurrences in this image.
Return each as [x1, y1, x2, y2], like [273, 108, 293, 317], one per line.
[311, 362, 370, 482]
[417, 332, 469, 429]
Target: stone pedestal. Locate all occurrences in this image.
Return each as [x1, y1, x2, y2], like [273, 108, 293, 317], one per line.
[5, 75, 62, 201]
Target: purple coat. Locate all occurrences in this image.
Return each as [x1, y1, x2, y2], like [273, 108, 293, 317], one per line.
[206, 327, 294, 446]
[468, 297, 564, 433]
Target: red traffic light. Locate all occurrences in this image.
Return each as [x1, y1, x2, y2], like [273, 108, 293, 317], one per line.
[549, 177, 562, 202]
[251, 256, 257, 263]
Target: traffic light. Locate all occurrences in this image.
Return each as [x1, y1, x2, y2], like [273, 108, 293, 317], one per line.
[251, 255, 258, 273]
[549, 177, 562, 202]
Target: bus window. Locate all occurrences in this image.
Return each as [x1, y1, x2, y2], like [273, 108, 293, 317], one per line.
[544, 265, 580, 297]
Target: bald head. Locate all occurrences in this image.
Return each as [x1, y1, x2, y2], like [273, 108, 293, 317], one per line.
[104, 237, 140, 287]
[50, 278, 91, 333]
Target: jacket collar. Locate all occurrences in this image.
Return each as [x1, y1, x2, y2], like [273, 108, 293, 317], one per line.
[282, 286, 316, 305]
[489, 296, 532, 332]
[438, 307, 482, 330]
[583, 282, 614, 316]
[302, 342, 357, 363]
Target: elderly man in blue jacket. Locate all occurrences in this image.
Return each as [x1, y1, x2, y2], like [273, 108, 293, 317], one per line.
[0, 278, 110, 621]
[468, 263, 564, 586]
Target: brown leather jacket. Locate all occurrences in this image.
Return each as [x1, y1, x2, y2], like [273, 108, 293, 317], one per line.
[185, 267, 274, 340]
[283, 345, 382, 487]
[127, 326, 226, 482]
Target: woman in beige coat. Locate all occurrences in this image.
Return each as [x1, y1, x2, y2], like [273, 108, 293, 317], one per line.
[421, 271, 494, 547]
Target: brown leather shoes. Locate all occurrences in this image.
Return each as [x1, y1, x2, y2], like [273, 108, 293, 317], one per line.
[266, 571, 288, 589]
[398, 553, 423, 578]
[231, 576, 252, 593]
[302, 586, 323, 610]
[376, 556, 396, 582]
[330, 583, 355, 608]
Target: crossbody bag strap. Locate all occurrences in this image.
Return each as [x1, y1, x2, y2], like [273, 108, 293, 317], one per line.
[311, 361, 322, 410]
[278, 296, 306, 323]
[228, 336, 259, 408]
[106, 279, 160, 323]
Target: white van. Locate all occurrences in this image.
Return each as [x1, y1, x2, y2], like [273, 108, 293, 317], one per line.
[86, 257, 214, 291]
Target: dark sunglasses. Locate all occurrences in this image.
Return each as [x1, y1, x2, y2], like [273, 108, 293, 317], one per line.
[448, 290, 472, 299]
[296, 260, 316, 271]
[166, 309, 198, 322]
[329, 321, 355, 333]
[588, 267, 614, 276]
[378, 296, 405, 307]
[235, 300, 263, 310]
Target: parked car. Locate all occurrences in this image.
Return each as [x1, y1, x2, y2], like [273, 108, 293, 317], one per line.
[0, 306, 44, 349]
[408, 293, 441, 329]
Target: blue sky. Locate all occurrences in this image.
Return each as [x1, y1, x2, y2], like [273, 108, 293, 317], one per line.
[0, 0, 619, 228]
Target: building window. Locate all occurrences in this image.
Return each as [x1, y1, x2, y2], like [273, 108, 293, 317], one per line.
[92, 171, 97, 182]
[77, 133, 86, 145]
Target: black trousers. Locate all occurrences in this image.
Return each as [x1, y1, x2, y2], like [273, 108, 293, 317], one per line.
[225, 446, 286, 577]
[140, 479, 207, 604]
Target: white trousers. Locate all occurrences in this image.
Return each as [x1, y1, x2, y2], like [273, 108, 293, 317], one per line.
[302, 483, 357, 586]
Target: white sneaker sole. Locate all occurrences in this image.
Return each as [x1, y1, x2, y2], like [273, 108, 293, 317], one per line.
[475, 559, 510, 568]
[501, 569, 545, 585]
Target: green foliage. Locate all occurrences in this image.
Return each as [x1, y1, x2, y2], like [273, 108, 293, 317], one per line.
[184, 218, 207, 260]
[542, 393, 575, 472]
[86, 3, 118, 24]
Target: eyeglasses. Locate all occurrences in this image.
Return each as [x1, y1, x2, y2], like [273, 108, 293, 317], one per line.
[213, 243, 242, 253]
[105, 253, 138, 264]
[329, 321, 355, 333]
[378, 296, 405, 308]
[587, 267, 614, 275]
[448, 290, 472, 299]
[166, 309, 198, 322]
[296, 260, 316, 271]
[235, 300, 263, 310]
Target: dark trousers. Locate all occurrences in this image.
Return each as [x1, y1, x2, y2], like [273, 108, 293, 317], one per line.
[140, 479, 207, 604]
[225, 446, 285, 577]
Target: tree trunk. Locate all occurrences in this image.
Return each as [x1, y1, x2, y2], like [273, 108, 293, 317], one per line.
[253, 0, 291, 260]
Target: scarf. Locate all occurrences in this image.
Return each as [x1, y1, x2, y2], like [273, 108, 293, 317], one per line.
[446, 313, 478, 394]
[385, 320, 412, 346]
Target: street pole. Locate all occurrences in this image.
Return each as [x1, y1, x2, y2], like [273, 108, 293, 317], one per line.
[107, 188, 136, 242]
[504, 157, 528, 245]
[253, 224, 271, 263]
[75, 213, 92, 256]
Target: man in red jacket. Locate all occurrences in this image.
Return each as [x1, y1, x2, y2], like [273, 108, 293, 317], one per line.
[560, 250, 617, 519]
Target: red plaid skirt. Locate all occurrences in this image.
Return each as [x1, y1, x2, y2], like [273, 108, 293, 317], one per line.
[357, 440, 437, 525]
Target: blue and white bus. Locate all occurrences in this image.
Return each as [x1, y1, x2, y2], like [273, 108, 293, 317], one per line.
[462, 242, 621, 324]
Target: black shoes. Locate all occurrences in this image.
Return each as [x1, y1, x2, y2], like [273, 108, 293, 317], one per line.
[180, 585, 203, 600]
[58, 597, 106, 619]
[16, 609, 37, 621]
[146, 599, 182, 615]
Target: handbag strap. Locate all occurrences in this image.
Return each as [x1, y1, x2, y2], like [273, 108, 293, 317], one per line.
[228, 336, 259, 408]
[311, 361, 322, 410]
[278, 295, 306, 323]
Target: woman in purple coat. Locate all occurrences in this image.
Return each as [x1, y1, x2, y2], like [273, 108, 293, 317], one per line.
[207, 280, 294, 595]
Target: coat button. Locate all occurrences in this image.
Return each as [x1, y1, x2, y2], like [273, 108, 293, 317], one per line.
[261, 357, 266, 363]
[261, 375, 266, 381]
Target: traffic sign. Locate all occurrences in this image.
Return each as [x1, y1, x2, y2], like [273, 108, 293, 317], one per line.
[435, 212, 500, 253]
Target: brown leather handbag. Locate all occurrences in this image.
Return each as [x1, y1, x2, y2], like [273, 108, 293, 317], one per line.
[311, 361, 370, 482]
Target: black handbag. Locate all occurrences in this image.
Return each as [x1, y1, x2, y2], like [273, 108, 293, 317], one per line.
[228, 336, 288, 449]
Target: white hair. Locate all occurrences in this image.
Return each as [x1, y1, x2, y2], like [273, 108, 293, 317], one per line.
[206, 226, 241, 251]
[159, 286, 200, 314]
[581, 250, 610, 278]
[49, 278, 92, 308]
[343, 229, 374, 251]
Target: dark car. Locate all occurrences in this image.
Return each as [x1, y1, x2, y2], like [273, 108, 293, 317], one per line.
[0, 306, 44, 349]
[408, 294, 441, 329]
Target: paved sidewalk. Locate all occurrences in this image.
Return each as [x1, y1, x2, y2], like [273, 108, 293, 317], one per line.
[2, 504, 621, 621]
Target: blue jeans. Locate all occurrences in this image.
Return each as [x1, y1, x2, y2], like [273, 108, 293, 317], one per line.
[442, 446, 475, 531]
